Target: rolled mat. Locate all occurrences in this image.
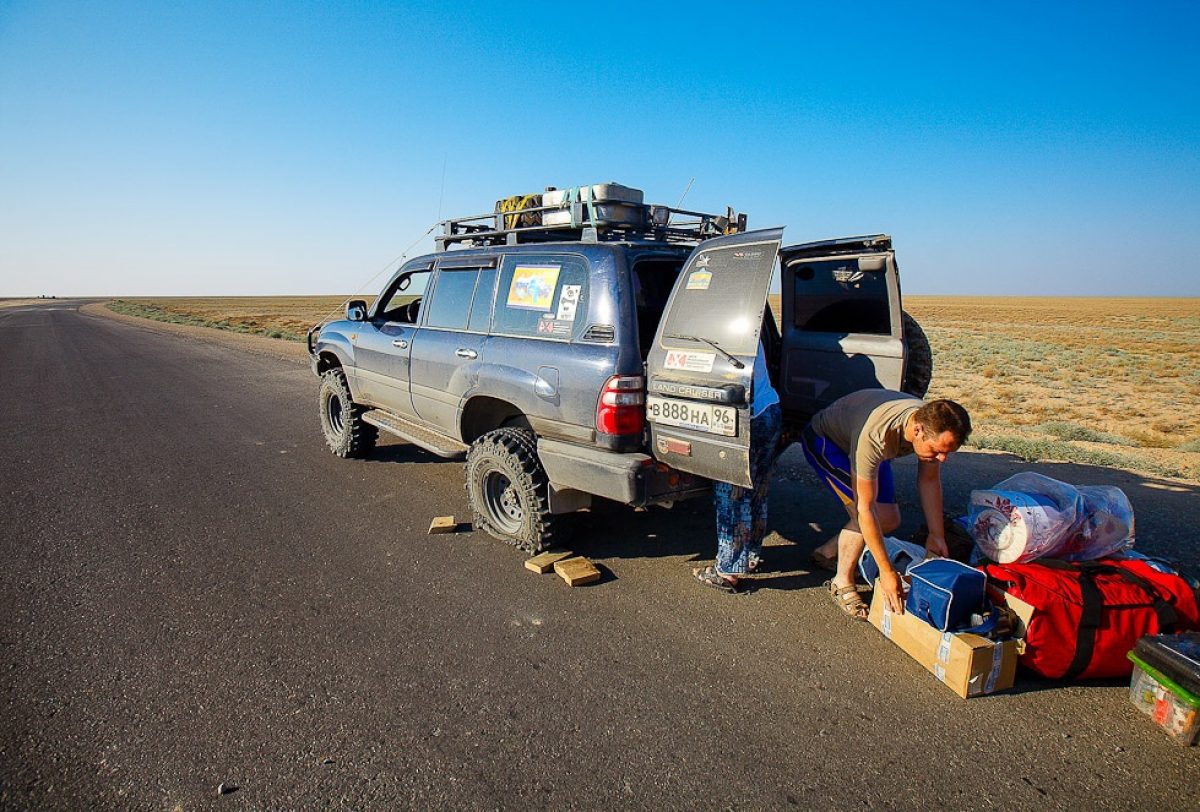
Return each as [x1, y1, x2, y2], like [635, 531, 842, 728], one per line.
[968, 489, 1071, 563]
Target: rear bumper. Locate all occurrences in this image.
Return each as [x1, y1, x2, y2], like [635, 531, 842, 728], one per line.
[537, 438, 709, 507]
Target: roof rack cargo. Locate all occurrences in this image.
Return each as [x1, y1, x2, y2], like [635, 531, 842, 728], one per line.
[434, 183, 747, 251]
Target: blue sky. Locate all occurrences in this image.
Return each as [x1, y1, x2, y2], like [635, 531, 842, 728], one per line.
[1, 1, 1197, 296]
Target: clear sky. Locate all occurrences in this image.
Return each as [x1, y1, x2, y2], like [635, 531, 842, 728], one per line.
[1, 1, 1197, 297]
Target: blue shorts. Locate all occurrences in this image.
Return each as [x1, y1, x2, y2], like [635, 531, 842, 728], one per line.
[800, 424, 895, 507]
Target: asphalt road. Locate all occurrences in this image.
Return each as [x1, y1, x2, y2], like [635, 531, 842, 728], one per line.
[1, 301, 1197, 810]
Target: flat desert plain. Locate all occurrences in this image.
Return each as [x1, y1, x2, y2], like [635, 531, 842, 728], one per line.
[105, 295, 1200, 481]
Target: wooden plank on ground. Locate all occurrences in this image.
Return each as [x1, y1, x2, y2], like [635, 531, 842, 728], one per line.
[554, 556, 601, 586]
[525, 551, 573, 573]
[428, 516, 457, 534]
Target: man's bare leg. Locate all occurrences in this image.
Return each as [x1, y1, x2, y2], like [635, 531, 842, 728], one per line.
[822, 503, 902, 589]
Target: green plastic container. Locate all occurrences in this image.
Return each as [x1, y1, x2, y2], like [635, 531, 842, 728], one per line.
[1127, 651, 1200, 745]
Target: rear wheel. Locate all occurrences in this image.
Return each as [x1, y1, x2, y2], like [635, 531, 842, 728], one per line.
[318, 368, 377, 458]
[901, 311, 933, 399]
[465, 428, 558, 553]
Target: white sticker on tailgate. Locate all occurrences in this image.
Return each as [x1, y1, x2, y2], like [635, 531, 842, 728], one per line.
[663, 350, 715, 373]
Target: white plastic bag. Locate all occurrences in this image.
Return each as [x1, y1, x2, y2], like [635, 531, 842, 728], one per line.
[968, 472, 1134, 563]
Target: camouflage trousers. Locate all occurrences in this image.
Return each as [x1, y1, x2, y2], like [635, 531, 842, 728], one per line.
[714, 403, 782, 575]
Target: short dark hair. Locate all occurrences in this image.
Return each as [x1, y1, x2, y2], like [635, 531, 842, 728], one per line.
[913, 399, 972, 444]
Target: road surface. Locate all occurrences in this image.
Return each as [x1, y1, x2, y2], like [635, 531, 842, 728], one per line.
[1, 301, 1196, 809]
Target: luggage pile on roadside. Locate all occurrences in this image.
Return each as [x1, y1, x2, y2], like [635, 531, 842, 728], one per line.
[865, 472, 1200, 744]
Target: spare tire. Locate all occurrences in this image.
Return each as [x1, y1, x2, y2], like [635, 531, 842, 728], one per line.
[901, 311, 933, 399]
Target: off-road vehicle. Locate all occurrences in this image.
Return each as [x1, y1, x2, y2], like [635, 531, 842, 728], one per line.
[308, 183, 930, 552]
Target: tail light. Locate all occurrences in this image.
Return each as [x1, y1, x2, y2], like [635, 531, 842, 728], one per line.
[596, 374, 645, 435]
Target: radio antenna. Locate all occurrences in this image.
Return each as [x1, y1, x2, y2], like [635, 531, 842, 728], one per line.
[436, 155, 448, 222]
[676, 177, 695, 209]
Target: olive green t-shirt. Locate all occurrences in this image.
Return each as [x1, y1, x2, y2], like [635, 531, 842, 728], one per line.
[810, 389, 921, 482]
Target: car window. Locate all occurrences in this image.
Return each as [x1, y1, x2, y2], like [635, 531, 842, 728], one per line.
[378, 268, 431, 323]
[492, 255, 589, 339]
[790, 258, 891, 335]
[467, 267, 498, 332]
[425, 269, 479, 330]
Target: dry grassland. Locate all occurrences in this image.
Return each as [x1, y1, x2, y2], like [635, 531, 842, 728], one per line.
[905, 296, 1200, 479]
[110, 295, 1200, 480]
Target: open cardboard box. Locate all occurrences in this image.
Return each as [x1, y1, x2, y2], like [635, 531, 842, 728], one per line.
[868, 579, 1019, 699]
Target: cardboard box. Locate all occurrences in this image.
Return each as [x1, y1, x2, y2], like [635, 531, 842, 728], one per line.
[868, 581, 1018, 699]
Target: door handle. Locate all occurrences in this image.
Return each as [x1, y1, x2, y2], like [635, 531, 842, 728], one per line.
[392, 339, 408, 349]
[455, 348, 478, 359]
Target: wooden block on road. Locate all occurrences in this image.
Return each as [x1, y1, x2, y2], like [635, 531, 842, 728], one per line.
[525, 551, 573, 573]
[554, 556, 601, 586]
[428, 516, 457, 534]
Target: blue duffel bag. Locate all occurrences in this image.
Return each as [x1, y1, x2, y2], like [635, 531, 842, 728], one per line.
[905, 558, 987, 632]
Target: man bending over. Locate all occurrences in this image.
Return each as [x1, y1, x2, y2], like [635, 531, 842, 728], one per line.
[801, 390, 971, 620]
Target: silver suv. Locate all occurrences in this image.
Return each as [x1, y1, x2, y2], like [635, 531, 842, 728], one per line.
[309, 192, 930, 552]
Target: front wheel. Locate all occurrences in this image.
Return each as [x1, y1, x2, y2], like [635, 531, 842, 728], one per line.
[318, 369, 377, 458]
[464, 428, 558, 554]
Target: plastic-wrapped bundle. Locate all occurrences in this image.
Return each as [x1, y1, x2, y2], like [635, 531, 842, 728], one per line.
[969, 473, 1080, 563]
[1058, 485, 1135, 561]
[968, 472, 1134, 563]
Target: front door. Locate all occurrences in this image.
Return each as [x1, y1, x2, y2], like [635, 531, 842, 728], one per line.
[409, 257, 498, 435]
[354, 263, 432, 418]
[645, 228, 783, 487]
[777, 236, 904, 419]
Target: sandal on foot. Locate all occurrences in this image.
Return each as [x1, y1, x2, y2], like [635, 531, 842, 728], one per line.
[810, 550, 838, 572]
[694, 566, 740, 593]
[824, 579, 868, 621]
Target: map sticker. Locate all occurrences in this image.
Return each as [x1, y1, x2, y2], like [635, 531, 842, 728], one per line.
[507, 265, 561, 311]
[556, 284, 581, 321]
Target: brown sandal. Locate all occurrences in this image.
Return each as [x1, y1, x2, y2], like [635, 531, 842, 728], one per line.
[824, 580, 868, 621]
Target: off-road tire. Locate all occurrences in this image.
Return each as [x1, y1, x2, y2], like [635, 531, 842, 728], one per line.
[465, 427, 558, 554]
[901, 311, 933, 399]
[318, 368, 377, 458]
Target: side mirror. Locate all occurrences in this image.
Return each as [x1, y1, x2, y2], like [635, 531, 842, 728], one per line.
[345, 299, 368, 321]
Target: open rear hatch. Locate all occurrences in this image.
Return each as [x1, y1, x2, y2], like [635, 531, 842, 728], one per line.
[645, 228, 783, 487]
[645, 231, 906, 487]
[776, 235, 904, 418]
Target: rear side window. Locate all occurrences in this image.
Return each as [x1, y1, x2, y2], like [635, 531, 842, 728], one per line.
[425, 269, 479, 330]
[492, 255, 590, 340]
[790, 258, 891, 335]
[467, 267, 498, 332]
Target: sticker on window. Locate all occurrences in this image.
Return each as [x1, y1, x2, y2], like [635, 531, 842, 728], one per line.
[507, 265, 561, 311]
[663, 350, 715, 373]
[686, 270, 712, 291]
[556, 284, 581, 321]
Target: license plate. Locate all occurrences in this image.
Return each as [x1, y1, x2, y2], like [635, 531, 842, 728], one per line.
[646, 396, 737, 436]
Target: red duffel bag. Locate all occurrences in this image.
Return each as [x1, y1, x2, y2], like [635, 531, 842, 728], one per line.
[983, 558, 1200, 680]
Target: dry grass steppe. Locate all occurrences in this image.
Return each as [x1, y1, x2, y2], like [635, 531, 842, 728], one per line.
[106, 295, 1200, 480]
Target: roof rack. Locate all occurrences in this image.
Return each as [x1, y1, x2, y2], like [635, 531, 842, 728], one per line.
[434, 200, 747, 251]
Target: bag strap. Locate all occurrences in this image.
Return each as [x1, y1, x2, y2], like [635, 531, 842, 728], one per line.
[1063, 567, 1103, 680]
[1034, 559, 1179, 679]
[1086, 563, 1179, 633]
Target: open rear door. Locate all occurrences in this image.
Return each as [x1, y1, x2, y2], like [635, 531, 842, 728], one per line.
[777, 235, 905, 419]
[645, 228, 783, 487]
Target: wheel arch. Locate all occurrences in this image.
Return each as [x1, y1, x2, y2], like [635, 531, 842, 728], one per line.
[460, 396, 529, 445]
[316, 350, 343, 375]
